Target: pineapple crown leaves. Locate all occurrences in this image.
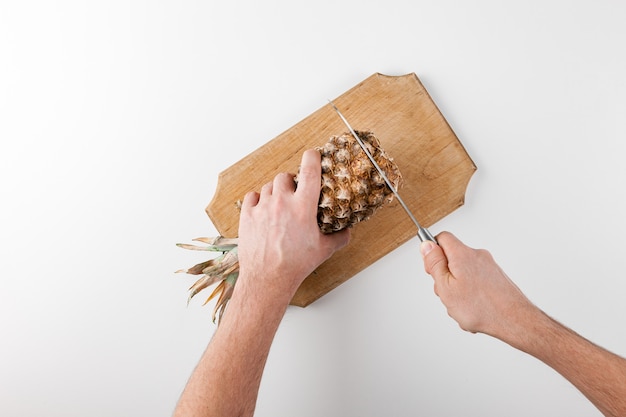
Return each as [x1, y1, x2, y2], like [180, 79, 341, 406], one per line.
[175, 236, 238, 252]
[176, 236, 240, 324]
[204, 272, 238, 323]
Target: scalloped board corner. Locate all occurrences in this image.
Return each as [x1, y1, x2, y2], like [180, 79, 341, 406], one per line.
[206, 73, 476, 307]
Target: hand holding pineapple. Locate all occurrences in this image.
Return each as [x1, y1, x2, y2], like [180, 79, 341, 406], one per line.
[236, 150, 351, 305]
[177, 131, 403, 323]
[174, 149, 350, 417]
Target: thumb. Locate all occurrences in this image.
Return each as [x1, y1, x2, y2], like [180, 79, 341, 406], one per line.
[420, 240, 450, 280]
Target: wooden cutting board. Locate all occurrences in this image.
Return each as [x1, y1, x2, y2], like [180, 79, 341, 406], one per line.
[206, 73, 476, 307]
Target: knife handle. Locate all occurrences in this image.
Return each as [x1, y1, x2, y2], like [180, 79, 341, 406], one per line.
[418, 227, 438, 244]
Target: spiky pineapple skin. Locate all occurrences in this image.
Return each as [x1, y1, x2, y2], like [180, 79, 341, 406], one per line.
[315, 130, 402, 234]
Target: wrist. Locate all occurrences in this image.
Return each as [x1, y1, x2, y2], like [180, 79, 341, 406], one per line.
[493, 302, 550, 352]
[230, 271, 294, 319]
[239, 263, 305, 300]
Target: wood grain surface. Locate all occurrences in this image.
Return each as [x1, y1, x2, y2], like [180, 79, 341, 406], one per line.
[206, 73, 476, 306]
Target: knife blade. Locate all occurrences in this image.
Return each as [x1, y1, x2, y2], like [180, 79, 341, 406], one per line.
[328, 100, 437, 244]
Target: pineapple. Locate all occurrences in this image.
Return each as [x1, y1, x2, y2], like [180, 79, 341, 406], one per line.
[314, 130, 402, 233]
[177, 130, 402, 323]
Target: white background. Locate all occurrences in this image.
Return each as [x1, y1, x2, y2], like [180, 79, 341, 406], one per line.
[1, 1, 625, 416]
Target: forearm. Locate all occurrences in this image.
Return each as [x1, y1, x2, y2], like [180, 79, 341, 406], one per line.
[173, 276, 291, 417]
[501, 307, 626, 417]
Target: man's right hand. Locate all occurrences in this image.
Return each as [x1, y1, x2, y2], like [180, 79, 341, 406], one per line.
[420, 231, 536, 341]
[420, 232, 626, 417]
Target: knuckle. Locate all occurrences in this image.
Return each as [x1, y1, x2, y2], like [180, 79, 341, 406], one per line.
[426, 256, 445, 276]
[433, 283, 440, 297]
[297, 164, 317, 180]
[475, 248, 494, 262]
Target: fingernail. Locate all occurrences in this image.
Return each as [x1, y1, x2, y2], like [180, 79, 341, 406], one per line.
[420, 241, 435, 257]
